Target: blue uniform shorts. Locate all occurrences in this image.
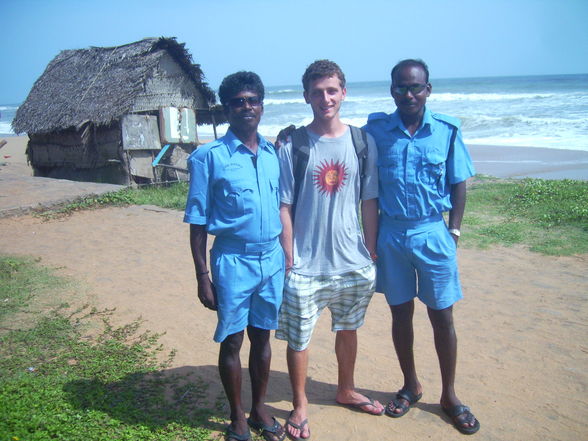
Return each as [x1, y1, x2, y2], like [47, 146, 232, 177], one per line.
[210, 237, 284, 343]
[376, 214, 463, 310]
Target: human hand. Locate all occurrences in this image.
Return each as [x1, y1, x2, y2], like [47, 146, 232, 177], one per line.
[197, 274, 217, 310]
[275, 124, 296, 149]
[284, 254, 294, 276]
[450, 233, 459, 246]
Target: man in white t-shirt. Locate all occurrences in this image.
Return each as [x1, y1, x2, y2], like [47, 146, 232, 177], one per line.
[276, 60, 383, 440]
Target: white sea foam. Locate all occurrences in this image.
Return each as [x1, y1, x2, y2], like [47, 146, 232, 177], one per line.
[0, 121, 15, 135]
[264, 97, 306, 105]
[268, 89, 297, 94]
[430, 92, 556, 102]
[4, 74, 588, 151]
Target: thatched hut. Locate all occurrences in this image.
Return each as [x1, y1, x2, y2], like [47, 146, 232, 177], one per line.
[12, 37, 225, 185]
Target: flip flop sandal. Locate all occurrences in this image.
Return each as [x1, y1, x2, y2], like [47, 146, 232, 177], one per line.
[337, 396, 384, 415]
[226, 425, 251, 441]
[442, 404, 481, 435]
[385, 388, 423, 418]
[285, 410, 310, 441]
[247, 416, 286, 441]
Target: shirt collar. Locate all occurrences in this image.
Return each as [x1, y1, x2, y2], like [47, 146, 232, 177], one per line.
[225, 128, 271, 155]
[389, 107, 434, 134]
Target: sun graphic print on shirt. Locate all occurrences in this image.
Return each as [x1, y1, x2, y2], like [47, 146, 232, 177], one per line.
[313, 159, 348, 195]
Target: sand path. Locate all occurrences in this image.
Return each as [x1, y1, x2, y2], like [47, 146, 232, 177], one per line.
[1, 205, 586, 441]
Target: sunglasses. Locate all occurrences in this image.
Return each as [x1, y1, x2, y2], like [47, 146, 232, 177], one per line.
[228, 96, 263, 108]
[391, 84, 428, 96]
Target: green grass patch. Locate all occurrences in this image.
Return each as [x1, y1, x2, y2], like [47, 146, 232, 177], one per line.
[37, 182, 189, 219]
[461, 178, 588, 255]
[506, 178, 588, 226]
[0, 256, 69, 325]
[0, 256, 223, 441]
[37, 177, 588, 256]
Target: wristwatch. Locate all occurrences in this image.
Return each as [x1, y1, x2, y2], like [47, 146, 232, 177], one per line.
[448, 228, 461, 237]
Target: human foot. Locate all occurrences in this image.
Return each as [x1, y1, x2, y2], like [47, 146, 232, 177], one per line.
[384, 388, 422, 418]
[442, 404, 480, 435]
[285, 409, 310, 440]
[247, 416, 286, 441]
[226, 425, 251, 441]
[336, 394, 384, 415]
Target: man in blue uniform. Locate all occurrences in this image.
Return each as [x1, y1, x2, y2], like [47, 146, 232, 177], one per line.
[184, 71, 286, 441]
[364, 59, 480, 435]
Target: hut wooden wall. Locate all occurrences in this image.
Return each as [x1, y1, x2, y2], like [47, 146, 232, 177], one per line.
[27, 123, 121, 169]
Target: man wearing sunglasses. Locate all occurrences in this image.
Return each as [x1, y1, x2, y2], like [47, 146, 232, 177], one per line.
[184, 71, 286, 441]
[364, 59, 480, 435]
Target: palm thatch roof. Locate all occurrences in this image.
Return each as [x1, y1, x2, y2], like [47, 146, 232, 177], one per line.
[12, 37, 224, 135]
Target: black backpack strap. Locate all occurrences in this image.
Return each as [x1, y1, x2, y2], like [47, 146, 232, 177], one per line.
[349, 125, 369, 198]
[290, 127, 311, 217]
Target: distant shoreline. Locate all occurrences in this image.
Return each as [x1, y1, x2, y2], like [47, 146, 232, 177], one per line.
[2, 135, 587, 181]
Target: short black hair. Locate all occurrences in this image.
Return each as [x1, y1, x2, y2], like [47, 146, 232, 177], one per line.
[302, 59, 346, 92]
[391, 59, 430, 84]
[218, 71, 265, 107]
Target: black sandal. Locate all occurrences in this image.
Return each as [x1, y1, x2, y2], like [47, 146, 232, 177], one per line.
[442, 404, 480, 435]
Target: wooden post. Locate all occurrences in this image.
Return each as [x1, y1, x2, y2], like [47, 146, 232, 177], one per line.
[211, 110, 218, 140]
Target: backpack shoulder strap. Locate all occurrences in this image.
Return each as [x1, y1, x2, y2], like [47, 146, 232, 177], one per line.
[290, 127, 311, 215]
[349, 125, 369, 196]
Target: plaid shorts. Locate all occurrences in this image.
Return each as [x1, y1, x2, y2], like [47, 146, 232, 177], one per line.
[276, 264, 376, 351]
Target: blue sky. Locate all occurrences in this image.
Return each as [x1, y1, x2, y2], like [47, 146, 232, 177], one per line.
[1, 0, 587, 103]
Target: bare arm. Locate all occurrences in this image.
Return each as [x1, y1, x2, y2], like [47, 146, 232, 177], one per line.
[279, 203, 294, 274]
[189, 224, 217, 310]
[448, 180, 467, 244]
[361, 198, 379, 260]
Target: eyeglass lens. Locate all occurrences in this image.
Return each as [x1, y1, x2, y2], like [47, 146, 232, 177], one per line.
[229, 96, 262, 108]
[393, 84, 427, 95]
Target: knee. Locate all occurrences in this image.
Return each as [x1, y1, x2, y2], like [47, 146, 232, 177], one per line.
[221, 332, 244, 354]
[428, 307, 455, 332]
[248, 326, 270, 346]
[391, 301, 414, 324]
[248, 327, 271, 354]
[337, 329, 357, 338]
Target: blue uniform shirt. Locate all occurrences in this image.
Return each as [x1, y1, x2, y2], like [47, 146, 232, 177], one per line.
[365, 108, 475, 220]
[183, 129, 282, 243]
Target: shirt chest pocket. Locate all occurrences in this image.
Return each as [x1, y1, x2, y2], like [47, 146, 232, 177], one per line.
[420, 151, 447, 192]
[222, 180, 256, 215]
[378, 151, 403, 184]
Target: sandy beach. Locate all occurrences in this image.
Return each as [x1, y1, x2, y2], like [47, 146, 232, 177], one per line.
[1, 135, 587, 440]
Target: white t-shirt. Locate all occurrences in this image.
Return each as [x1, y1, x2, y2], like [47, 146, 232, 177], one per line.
[278, 126, 378, 276]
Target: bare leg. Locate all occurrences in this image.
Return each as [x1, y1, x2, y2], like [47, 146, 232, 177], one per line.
[247, 325, 285, 440]
[247, 326, 272, 424]
[219, 331, 248, 437]
[428, 306, 477, 430]
[335, 329, 383, 414]
[286, 346, 311, 439]
[388, 300, 423, 414]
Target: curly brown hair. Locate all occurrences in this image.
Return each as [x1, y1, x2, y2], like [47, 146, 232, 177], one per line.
[302, 59, 346, 92]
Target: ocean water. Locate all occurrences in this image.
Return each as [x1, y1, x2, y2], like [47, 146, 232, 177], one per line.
[0, 104, 18, 137]
[2, 74, 587, 151]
